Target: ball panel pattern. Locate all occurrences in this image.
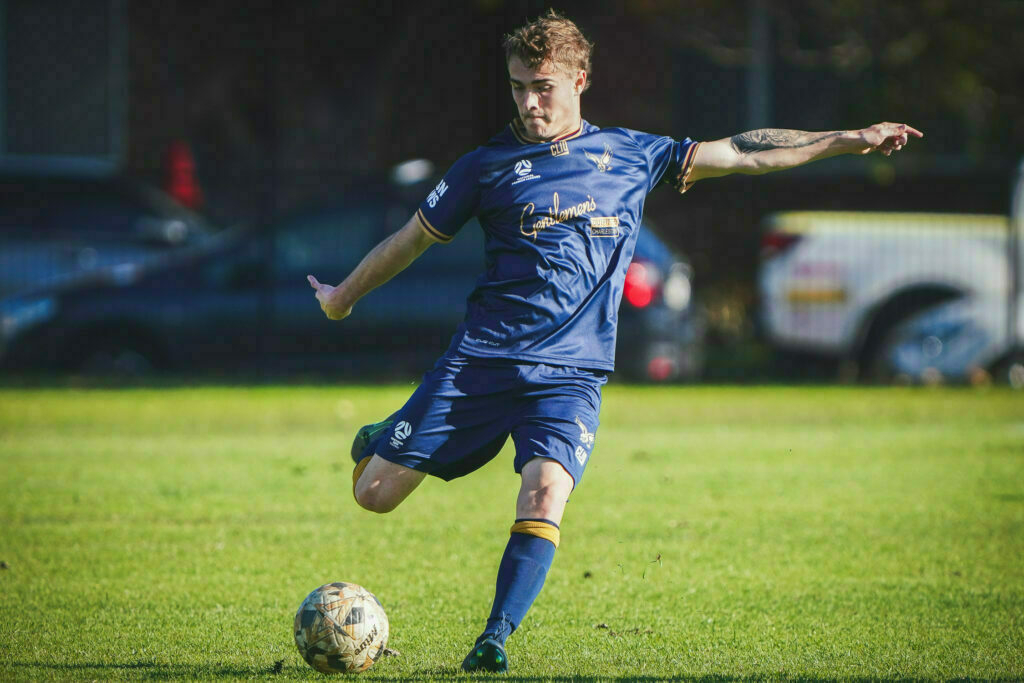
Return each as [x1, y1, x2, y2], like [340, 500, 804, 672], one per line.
[294, 582, 389, 674]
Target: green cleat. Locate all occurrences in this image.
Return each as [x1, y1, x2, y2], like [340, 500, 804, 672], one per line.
[461, 637, 509, 674]
[350, 414, 396, 465]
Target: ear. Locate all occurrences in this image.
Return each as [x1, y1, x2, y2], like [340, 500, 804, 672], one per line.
[574, 70, 587, 95]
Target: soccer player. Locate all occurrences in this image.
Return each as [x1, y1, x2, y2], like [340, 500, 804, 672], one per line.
[308, 10, 921, 673]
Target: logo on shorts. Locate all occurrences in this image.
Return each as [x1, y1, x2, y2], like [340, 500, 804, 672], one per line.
[575, 445, 588, 466]
[390, 421, 412, 449]
[575, 416, 595, 447]
[512, 159, 541, 185]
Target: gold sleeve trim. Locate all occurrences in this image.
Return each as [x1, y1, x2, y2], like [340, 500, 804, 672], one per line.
[510, 520, 560, 548]
[416, 209, 453, 244]
[674, 141, 701, 194]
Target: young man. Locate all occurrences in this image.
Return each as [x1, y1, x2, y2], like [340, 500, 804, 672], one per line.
[308, 10, 921, 673]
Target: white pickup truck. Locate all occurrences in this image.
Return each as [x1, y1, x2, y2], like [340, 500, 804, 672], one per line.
[758, 160, 1023, 386]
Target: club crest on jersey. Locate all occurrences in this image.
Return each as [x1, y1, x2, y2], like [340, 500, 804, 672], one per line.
[512, 159, 541, 185]
[585, 143, 614, 172]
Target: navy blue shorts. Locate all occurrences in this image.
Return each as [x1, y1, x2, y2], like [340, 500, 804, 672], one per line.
[373, 354, 607, 487]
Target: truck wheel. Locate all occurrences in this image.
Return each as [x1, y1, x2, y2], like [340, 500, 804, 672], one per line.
[858, 320, 906, 384]
[857, 288, 961, 383]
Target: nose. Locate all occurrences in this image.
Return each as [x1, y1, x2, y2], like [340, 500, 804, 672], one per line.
[524, 90, 541, 111]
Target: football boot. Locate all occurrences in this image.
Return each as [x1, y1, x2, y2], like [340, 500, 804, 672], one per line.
[350, 413, 397, 465]
[461, 637, 509, 674]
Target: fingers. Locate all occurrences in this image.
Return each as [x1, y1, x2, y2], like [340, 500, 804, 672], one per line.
[871, 122, 922, 156]
[308, 275, 349, 320]
[901, 124, 924, 138]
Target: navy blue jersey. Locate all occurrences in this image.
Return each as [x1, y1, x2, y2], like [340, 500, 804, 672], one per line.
[416, 119, 699, 371]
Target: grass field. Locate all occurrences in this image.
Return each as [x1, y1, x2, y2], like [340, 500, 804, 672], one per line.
[1, 384, 1022, 681]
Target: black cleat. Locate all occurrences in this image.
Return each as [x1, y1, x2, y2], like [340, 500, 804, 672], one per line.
[461, 637, 509, 673]
[350, 415, 396, 465]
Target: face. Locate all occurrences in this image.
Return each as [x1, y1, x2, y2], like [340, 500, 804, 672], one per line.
[508, 56, 586, 142]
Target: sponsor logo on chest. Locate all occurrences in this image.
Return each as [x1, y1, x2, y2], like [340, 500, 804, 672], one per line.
[511, 159, 541, 185]
[517, 191, 621, 241]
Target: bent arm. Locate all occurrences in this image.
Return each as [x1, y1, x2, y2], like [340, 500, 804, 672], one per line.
[310, 213, 439, 319]
[688, 122, 922, 183]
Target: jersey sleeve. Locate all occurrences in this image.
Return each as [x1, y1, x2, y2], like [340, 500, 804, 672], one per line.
[415, 150, 482, 243]
[628, 131, 701, 195]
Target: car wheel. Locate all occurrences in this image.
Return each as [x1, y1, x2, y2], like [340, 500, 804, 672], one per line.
[75, 344, 158, 376]
[991, 353, 1024, 389]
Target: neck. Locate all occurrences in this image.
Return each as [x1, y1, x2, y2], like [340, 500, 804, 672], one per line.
[514, 116, 583, 143]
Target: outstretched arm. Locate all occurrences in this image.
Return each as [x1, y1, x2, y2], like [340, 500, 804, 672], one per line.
[308, 213, 438, 320]
[687, 122, 923, 184]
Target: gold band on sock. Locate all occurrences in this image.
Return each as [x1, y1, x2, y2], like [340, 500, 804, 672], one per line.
[352, 456, 371, 496]
[510, 520, 560, 548]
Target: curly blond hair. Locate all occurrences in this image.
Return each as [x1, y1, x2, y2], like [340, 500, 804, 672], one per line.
[503, 9, 593, 92]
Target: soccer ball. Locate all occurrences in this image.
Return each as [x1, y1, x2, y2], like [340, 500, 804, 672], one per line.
[293, 582, 389, 674]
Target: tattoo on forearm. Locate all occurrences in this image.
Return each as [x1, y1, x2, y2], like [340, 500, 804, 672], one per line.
[730, 129, 842, 154]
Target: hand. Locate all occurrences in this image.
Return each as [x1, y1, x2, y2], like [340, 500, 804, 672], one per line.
[307, 275, 352, 320]
[858, 122, 923, 156]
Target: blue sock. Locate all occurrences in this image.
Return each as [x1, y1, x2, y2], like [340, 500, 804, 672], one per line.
[479, 519, 559, 646]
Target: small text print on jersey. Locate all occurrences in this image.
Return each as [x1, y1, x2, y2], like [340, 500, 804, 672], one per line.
[589, 216, 620, 238]
[426, 180, 448, 208]
[550, 140, 569, 157]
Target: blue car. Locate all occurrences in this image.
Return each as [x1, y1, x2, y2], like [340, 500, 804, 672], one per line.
[885, 295, 1024, 387]
[0, 170, 218, 298]
[0, 189, 703, 381]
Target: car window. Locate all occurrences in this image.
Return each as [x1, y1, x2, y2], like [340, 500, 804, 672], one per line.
[272, 207, 382, 282]
[201, 239, 267, 289]
[0, 178, 211, 242]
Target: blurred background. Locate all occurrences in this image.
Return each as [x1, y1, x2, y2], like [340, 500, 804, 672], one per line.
[1, 0, 1022, 384]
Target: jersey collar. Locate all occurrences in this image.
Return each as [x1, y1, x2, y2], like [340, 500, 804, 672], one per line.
[510, 118, 586, 145]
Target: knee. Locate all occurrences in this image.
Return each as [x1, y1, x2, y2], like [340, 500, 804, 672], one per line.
[353, 482, 399, 514]
[524, 485, 564, 515]
[517, 460, 574, 521]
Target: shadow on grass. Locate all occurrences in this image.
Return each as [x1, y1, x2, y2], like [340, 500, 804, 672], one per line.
[412, 677, 1023, 682]
[384, 676, 1019, 682]
[10, 660, 259, 679]
[11, 662, 1020, 681]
